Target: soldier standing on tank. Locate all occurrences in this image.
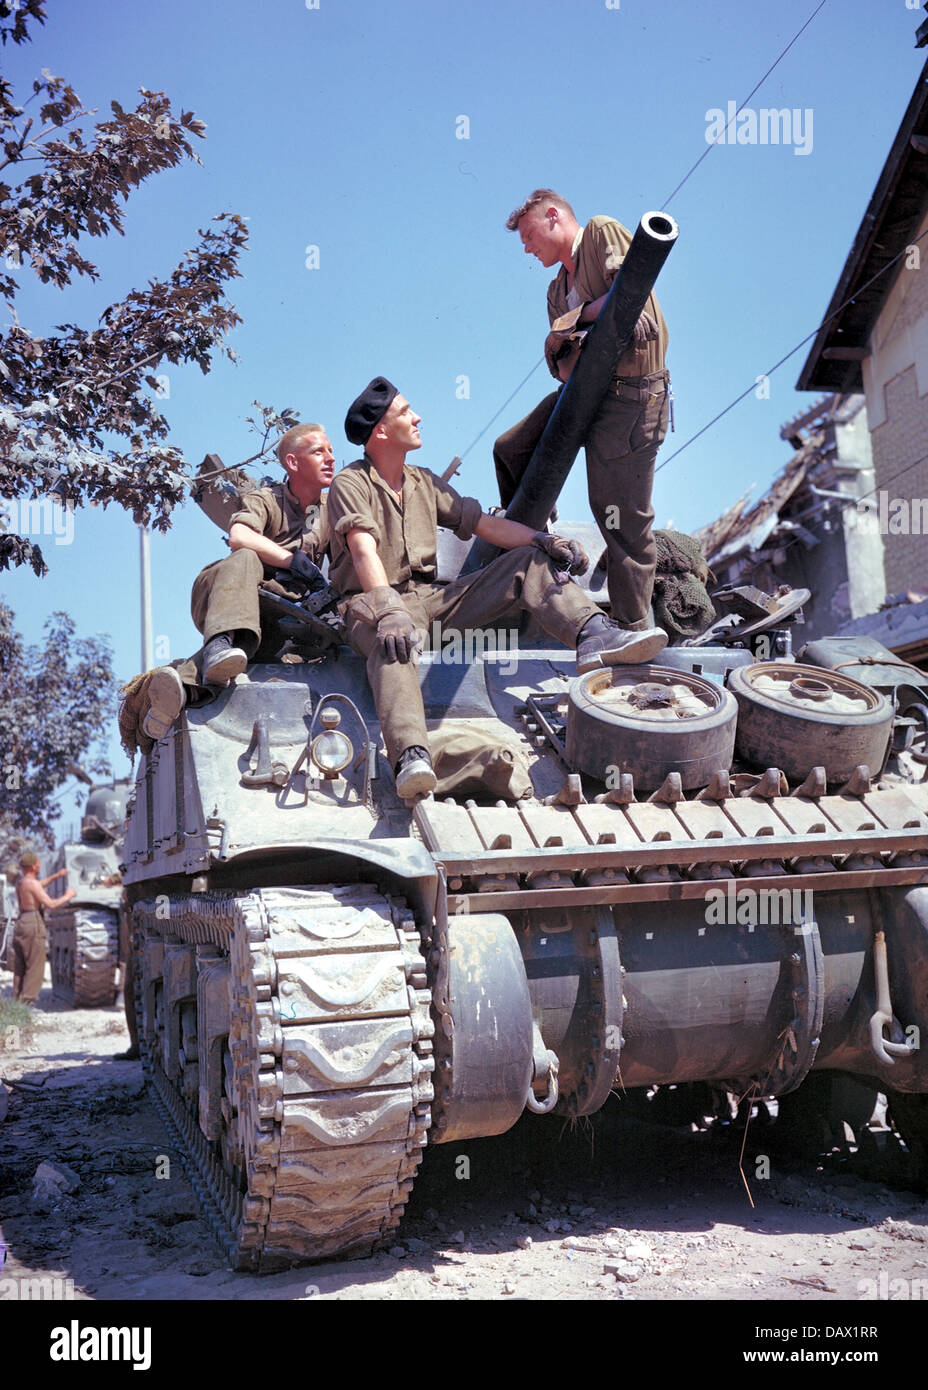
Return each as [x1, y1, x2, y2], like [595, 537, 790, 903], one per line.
[127, 422, 335, 744]
[327, 376, 667, 800]
[494, 189, 671, 632]
[12, 853, 75, 1006]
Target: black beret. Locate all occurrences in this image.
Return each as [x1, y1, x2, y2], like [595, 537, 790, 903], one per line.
[344, 376, 399, 446]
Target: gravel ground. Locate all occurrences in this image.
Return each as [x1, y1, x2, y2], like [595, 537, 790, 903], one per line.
[1, 966, 926, 1317]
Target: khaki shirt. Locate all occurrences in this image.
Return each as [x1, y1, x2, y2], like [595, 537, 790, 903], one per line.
[547, 216, 669, 379]
[326, 457, 482, 596]
[228, 481, 329, 571]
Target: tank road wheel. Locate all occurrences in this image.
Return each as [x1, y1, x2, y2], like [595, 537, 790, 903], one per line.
[728, 663, 893, 786]
[133, 886, 434, 1270]
[565, 664, 738, 791]
[887, 1091, 928, 1187]
[47, 907, 120, 1008]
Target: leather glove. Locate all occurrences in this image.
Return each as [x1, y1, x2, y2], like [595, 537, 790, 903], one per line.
[288, 548, 327, 590]
[544, 329, 585, 382]
[532, 531, 590, 577]
[347, 586, 422, 664]
[633, 310, 659, 346]
[377, 609, 421, 663]
[544, 329, 571, 378]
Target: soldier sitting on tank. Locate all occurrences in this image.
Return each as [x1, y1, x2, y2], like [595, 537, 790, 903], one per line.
[124, 423, 334, 748]
[13, 853, 75, 1006]
[328, 376, 668, 800]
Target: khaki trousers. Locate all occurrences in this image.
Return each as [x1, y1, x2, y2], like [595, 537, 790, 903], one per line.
[190, 549, 264, 651]
[344, 545, 600, 767]
[13, 909, 46, 1004]
[118, 910, 138, 1049]
[493, 381, 670, 628]
[493, 390, 561, 511]
[174, 549, 266, 689]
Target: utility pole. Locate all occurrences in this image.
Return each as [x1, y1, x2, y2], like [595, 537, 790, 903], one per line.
[140, 527, 153, 671]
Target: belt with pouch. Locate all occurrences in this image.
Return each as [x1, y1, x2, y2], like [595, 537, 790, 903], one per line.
[612, 368, 670, 404]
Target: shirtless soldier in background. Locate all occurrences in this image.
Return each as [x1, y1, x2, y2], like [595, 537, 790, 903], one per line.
[13, 852, 75, 1005]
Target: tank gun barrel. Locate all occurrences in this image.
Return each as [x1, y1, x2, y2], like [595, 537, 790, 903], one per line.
[460, 209, 679, 574]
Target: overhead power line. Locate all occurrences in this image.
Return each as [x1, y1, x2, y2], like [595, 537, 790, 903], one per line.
[662, 0, 829, 207]
[656, 225, 928, 475]
[857, 449, 928, 508]
[459, 1, 830, 470]
[459, 357, 545, 462]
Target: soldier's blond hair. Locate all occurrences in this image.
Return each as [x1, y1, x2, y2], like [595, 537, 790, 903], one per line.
[505, 189, 576, 232]
[277, 423, 326, 467]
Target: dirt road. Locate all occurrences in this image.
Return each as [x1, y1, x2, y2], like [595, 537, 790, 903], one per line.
[2, 973, 926, 1308]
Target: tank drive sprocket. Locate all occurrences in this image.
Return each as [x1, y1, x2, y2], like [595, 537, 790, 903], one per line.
[133, 884, 434, 1270]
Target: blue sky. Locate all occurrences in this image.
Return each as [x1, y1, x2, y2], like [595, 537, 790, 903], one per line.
[3, 0, 925, 830]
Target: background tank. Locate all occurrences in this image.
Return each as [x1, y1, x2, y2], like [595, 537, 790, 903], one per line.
[46, 777, 131, 1008]
[1, 861, 18, 972]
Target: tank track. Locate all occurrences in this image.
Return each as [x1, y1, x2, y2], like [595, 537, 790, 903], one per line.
[47, 906, 120, 1008]
[133, 885, 434, 1270]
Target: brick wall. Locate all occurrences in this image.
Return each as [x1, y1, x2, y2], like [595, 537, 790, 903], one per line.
[872, 365, 928, 591]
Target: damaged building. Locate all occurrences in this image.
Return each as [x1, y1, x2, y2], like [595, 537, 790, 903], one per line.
[700, 47, 928, 657]
[695, 393, 885, 644]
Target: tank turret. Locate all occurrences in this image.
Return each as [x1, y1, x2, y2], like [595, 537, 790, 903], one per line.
[81, 781, 130, 842]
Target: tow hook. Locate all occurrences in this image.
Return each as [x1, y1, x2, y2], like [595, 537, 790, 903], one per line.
[241, 714, 289, 788]
[869, 930, 918, 1066]
[525, 1022, 560, 1114]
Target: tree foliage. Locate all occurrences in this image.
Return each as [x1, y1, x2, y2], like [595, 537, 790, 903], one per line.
[0, 600, 115, 857]
[0, 0, 248, 575]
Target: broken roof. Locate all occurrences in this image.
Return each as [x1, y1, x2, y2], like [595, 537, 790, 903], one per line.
[695, 432, 823, 569]
[797, 58, 928, 394]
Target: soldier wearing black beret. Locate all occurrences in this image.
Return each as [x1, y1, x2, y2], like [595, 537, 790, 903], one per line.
[328, 377, 667, 800]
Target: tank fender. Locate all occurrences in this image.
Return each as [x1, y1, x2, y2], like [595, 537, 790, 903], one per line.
[214, 839, 439, 924]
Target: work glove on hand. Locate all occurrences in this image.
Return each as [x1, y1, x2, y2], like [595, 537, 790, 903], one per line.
[544, 329, 586, 383]
[544, 329, 572, 379]
[633, 310, 659, 346]
[347, 586, 422, 664]
[288, 548, 327, 590]
[377, 608, 421, 663]
[532, 532, 590, 576]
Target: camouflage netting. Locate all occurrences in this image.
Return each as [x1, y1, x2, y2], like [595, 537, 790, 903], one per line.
[652, 529, 716, 642]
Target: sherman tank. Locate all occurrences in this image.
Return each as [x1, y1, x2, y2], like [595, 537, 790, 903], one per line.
[1, 864, 17, 972]
[121, 211, 928, 1270]
[46, 778, 131, 1008]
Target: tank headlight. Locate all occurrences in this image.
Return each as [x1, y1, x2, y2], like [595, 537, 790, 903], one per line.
[310, 708, 353, 778]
